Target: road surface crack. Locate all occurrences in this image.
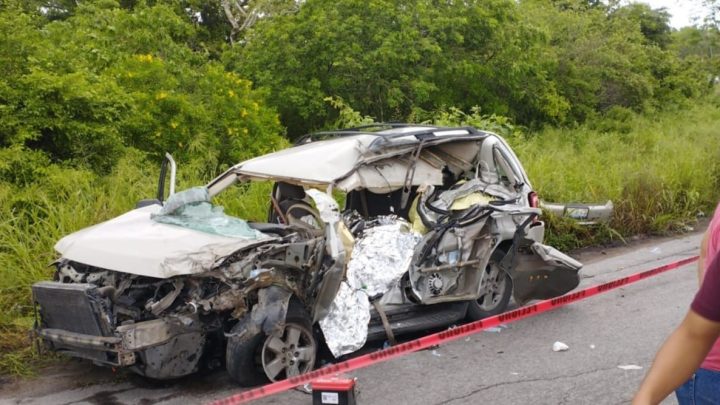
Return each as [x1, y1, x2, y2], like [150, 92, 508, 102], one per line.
[435, 366, 616, 404]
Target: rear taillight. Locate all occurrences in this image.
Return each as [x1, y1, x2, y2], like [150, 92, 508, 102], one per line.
[528, 191, 540, 223]
[528, 191, 539, 208]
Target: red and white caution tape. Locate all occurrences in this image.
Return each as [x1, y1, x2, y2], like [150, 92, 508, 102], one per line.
[209, 255, 698, 405]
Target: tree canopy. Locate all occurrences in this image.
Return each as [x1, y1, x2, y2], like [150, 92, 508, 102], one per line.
[0, 0, 285, 176]
[0, 0, 717, 163]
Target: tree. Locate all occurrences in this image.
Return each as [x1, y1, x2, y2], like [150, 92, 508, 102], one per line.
[611, 3, 672, 49]
[0, 0, 284, 174]
[229, 0, 570, 136]
[220, 0, 299, 43]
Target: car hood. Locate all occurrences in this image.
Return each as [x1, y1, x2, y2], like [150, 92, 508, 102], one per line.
[55, 205, 273, 279]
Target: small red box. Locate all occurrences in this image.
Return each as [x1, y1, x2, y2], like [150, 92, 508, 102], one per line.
[311, 377, 356, 405]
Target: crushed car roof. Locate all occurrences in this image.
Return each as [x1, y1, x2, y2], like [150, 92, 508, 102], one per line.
[207, 125, 492, 194]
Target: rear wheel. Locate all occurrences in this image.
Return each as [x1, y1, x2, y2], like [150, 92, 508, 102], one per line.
[226, 304, 317, 386]
[467, 251, 513, 320]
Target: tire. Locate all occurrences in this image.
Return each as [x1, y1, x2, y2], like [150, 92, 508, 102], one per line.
[467, 250, 513, 321]
[226, 304, 317, 386]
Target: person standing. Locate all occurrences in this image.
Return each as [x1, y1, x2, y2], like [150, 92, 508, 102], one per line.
[675, 203, 720, 404]
[634, 204, 720, 404]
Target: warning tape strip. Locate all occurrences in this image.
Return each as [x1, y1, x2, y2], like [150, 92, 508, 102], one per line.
[209, 255, 699, 405]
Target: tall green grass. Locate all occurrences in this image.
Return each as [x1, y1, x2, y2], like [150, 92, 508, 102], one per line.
[512, 102, 720, 249]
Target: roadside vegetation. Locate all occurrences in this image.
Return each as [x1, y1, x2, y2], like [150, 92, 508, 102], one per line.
[2, 0, 720, 375]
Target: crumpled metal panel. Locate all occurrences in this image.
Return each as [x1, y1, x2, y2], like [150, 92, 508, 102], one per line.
[318, 282, 370, 358]
[54, 204, 275, 279]
[346, 221, 422, 298]
[432, 178, 516, 211]
[306, 189, 348, 323]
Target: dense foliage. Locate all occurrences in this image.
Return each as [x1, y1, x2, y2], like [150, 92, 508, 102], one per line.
[2, 0, 720, 374]
[0, 1, 285, 177]
[230, 0, 714, 135]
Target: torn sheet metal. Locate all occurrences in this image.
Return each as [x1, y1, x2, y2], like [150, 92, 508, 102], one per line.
[432, 178, 516, 211]
[337, 156, 443, 194]
[530, 242, 582, 271]
[346, 220, 422, 298]
[318, 282, 370, 358]
[305, 189, 340, 224]
[235, 135, 377, 186]
[306, 189, 348, 324]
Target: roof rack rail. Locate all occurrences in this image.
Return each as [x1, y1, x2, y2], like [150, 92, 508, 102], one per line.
[342, 123, 437, 131]
[294, 124, 484, 146]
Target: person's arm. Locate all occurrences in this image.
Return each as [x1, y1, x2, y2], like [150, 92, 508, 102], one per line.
[632, 310, 720, 404]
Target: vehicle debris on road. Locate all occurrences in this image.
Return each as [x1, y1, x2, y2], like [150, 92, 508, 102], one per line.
[617, 364, 643, 370]
[552, 341, 570, 352]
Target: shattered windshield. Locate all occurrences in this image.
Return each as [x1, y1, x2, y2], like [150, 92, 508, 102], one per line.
[152, 186, 265, 239]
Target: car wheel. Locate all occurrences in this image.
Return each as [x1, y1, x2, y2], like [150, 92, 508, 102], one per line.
[467, 252, 512, 321]
[226, 305, 317, 386]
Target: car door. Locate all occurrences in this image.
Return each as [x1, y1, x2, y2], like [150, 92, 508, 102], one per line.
[498, 235, 582, 305]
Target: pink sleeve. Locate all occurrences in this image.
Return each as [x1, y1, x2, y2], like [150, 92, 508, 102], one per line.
[705, 202, 720, 267]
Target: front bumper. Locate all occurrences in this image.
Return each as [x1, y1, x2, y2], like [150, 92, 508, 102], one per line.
[32, 281, 195, 368]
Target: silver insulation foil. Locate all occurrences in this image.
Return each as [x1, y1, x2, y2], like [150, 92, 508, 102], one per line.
[346, 221, 422, 298]
[319, 219, 421, 357]
[318, 282, 370, 358]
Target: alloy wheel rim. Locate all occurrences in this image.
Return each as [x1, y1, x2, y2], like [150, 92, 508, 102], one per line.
[478, 262, 507, 311]
[261, 323, 316, 381]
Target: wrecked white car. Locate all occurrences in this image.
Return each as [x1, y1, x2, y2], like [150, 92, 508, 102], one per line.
[32, 124, 582, 385]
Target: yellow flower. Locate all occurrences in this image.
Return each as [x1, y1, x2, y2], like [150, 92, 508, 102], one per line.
[243, 128, 248, 135]
[135, 54, 154, 62]
[228, 90, 236, 98]
[170, 122, 178, 129]
[155, 91, 168, 100]
[241, 109, 248, 117]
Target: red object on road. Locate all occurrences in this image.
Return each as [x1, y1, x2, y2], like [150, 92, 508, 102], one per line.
[311, 377, 356, 405]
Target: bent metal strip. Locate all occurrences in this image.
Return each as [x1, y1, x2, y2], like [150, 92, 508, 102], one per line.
[209, 255, 699, 405]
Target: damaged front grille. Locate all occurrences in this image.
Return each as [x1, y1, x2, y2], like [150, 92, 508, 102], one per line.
[32, 281, 122, 364]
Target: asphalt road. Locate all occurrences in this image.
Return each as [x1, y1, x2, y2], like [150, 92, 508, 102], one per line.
[0, 231, 702, 405]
